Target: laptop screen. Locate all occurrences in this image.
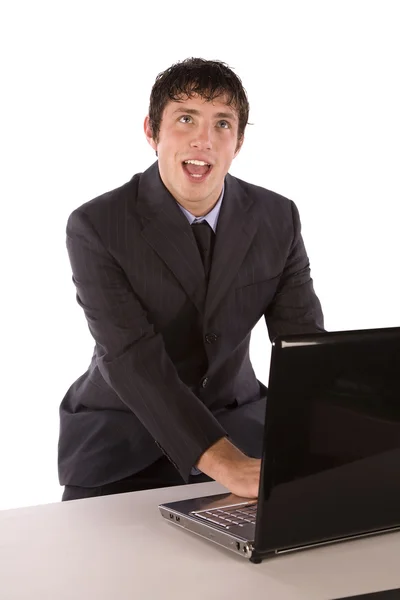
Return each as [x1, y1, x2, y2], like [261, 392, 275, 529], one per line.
[255, 327, 400, 554]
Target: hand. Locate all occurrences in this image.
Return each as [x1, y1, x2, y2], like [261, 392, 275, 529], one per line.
[196, 437, 261, 498]
[219, 456, 261, 499]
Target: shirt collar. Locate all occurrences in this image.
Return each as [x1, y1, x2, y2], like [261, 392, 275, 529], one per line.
[176, 183, 225, 233]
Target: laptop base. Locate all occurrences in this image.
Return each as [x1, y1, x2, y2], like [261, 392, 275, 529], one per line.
[159, 505, 255, 558]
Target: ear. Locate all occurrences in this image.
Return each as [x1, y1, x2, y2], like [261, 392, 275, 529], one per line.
[234, 135, 244, 158]
[144, 116, 157, 151]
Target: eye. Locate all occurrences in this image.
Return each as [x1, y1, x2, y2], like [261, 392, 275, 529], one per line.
[178, 115, 231, 129]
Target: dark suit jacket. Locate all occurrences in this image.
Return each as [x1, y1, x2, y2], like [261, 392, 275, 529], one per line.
[58, 161, 324, 487]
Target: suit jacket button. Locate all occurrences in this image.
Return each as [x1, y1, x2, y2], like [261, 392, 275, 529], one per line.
[202, 377, 209, 388]
[205, 333, 218, 344]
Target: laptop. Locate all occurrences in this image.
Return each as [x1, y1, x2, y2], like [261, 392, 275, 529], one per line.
[333, 588, 400, 599]
[159, 326, 400, 563]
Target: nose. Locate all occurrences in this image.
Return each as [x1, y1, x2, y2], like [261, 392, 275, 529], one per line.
[190, 122, 213, 150]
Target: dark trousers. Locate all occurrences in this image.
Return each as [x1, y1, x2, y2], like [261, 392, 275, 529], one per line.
[62, 455, 213, 501]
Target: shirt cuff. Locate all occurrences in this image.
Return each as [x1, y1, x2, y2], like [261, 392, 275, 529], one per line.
[190, 466, 202, 476]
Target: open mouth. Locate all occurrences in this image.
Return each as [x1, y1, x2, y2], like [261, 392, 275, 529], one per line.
[182, 162, 213, 183]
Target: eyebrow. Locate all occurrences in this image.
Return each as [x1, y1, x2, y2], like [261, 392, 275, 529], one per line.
[172, 107, 237, 121]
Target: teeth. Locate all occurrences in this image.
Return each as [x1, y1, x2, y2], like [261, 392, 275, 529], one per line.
[184, 160, 210, 166]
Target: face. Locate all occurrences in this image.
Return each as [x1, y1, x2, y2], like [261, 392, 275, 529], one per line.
[144, 93, 243, 216]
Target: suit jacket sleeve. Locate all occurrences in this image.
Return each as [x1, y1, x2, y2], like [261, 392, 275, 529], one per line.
[264, 200, 325, 339]
[66, 209, 226, 481]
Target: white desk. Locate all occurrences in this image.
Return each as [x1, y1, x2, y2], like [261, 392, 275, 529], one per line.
[1, 482, 399, 600]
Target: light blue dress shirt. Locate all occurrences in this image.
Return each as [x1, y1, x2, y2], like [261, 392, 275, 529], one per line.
[175, 183, 225, 476]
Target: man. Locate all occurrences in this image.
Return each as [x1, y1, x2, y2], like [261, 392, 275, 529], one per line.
[59, 57, 324, 501]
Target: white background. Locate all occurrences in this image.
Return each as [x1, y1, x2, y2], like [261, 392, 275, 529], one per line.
[1, 1, 399, 510]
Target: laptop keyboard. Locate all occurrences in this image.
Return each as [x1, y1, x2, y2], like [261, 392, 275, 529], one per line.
[191, 502, 257, 529]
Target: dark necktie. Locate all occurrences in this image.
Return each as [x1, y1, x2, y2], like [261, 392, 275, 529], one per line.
[191, 221, 215, 280]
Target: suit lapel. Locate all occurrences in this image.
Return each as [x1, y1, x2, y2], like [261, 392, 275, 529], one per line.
[136, 162, 207, 314]
[205, 172, 258, 318]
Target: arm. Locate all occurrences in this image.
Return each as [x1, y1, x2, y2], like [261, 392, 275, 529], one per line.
[265, 201, 325, 339]
[200, 201, 323, 497]
[67, 209, 226, 481]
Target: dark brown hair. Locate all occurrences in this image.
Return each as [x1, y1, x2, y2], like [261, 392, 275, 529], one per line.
[148, 57, 251, 153]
